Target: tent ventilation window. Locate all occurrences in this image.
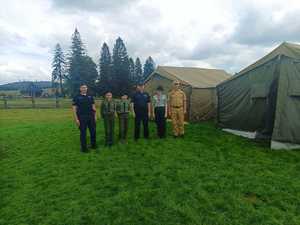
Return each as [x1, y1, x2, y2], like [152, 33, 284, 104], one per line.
[289, 80, 300, 97]
[251, 84, 269, 99]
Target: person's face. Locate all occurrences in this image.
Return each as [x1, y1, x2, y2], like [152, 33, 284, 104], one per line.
[80, 85, 88, 94]
[121, 95, 128, 100]
[173, 82, 180, 90]
[137, 85, 144, 92]
[105, 92, 112, 100]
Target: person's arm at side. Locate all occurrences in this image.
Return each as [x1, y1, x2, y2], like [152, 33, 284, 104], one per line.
[183, 92, 187, 114]
[152, 97, 155, 119]
[167, 93, 171, 117]
[72, 105, 80, 126]
[92, 104, 97, 121]
[130, 103, 135, 117]
[72, 97, 80, 126]
[91, 97, 97, 121]
[147, 94, 151, 118]
[164, 95, 168, 118]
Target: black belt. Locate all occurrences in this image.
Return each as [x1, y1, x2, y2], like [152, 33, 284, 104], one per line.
[171, 106, 183, 108]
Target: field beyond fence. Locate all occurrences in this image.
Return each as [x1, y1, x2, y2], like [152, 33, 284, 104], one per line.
[0, 97, 102, 109]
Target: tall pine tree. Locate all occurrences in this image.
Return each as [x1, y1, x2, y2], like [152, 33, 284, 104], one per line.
[129, 57, 135, 83]
[98, 42, 112, 95]
[112, 37, 131, 96]
[134, 57, 143, 84]
[66, 28, 98, 96]
[143, 56, 155, 81]
[81, 56, 98, 95]
[51, 43, 65, 96]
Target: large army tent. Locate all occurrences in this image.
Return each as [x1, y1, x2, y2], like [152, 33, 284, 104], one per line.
[145, 66, 230, 121]
[217, 42, 300, 149]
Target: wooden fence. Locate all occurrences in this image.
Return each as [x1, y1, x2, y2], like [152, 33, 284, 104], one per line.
[0, 97, 102, 109]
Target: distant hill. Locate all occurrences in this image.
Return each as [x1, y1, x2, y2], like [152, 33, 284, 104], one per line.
[0, 81, 52, 91]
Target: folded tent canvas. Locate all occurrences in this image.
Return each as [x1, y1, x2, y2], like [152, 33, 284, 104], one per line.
[145, 66, 230, 121]
[217, 42, 300, 149]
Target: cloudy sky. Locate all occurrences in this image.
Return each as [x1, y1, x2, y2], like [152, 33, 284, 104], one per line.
[1, 0, 300, 84]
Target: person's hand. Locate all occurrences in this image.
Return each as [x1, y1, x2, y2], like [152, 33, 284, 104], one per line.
[75, 119, 80, 127]
[164, 113, 168, 118]
[132, 112, 135, 118]
[184, 110, 187, 114]
[94, 115, 97, 122]
[148, 112, 151, 119]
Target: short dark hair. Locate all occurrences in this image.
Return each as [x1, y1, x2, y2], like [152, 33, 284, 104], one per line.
[104, 91, 112, 95]
[157, 85, 164, 91]
[79, 83, 87, 87]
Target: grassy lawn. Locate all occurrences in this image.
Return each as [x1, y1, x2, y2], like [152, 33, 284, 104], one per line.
[1, 109, 300, 225]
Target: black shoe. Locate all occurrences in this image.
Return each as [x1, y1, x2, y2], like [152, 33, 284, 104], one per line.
[81, 148, 88, 153]
[173, 135, 178, 139]
[180, 135, 184, 138]
[90, 145, 97, 149]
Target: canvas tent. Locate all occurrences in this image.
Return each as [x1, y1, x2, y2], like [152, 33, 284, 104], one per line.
[217, 42, 300, 149]
[145, 66, 230, 121]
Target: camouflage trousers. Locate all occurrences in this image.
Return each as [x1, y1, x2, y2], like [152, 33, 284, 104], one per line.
[170, 107, 185, 136]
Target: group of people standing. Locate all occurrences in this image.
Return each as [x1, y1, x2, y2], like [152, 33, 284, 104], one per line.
[72, 81, 187, 152]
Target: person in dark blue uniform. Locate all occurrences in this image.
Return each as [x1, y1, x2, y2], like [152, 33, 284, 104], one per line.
[72, 84, 97, 152]
[131, 83, 151, 140]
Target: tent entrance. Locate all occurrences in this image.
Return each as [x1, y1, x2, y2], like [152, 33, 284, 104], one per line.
[256, 77, 279, 140]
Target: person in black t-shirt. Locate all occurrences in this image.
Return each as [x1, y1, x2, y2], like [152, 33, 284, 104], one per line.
[72, 84, 97, 152]
[131, 83, 151, 140]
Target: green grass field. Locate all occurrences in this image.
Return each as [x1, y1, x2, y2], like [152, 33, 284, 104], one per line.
[1, 109, 300, 225]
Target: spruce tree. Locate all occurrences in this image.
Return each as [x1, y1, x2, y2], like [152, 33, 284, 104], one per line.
[134, 57, 143, 84]
[51, 43, 65, 96]
[112, 37, 131, 96]
[129, 57, 135, 83]
[99, 42, 112, 95]
[66, 28, 97, 96]
[143, 56, 155, 81]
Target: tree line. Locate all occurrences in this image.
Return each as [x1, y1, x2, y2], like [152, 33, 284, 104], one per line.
[52, 28, 156, 97]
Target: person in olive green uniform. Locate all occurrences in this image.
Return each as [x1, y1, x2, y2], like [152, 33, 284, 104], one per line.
[116, 94, 131, 143]
[101, 92, 116, 147]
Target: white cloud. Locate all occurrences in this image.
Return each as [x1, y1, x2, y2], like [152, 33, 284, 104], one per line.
[0, 0, 300, 84]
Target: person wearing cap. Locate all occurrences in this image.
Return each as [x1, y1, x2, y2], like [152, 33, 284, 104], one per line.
[101, 91, 116, 147]
[168, 80, 187, 138]
[116, 93, 131, 143]
[72, 84, 97, 152]
[152, 86, 168, 138]
[131, 83, 151, 140]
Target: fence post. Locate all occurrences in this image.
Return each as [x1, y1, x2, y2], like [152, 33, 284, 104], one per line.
[55, 96, 59, 108]
[4, 97, 8, 109]
[32, 96, 35, 108]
